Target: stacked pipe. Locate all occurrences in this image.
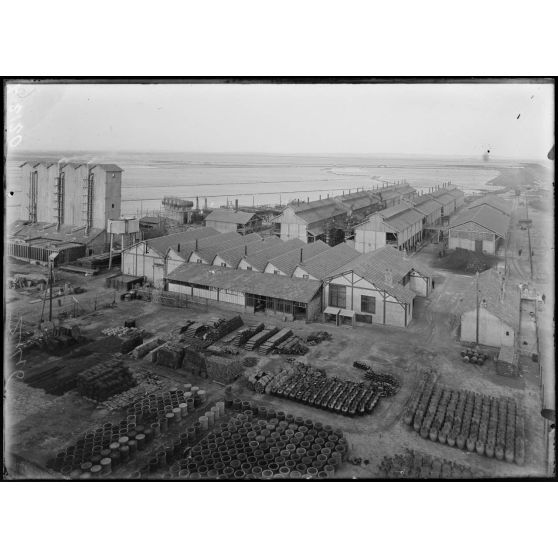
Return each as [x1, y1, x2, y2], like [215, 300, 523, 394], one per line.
[378, 450, 476, 479]
[76, 357, 136, 402]
[180, 404, 348, 479]
[460, 347, 489, 365]
[402, 375, 525, 464]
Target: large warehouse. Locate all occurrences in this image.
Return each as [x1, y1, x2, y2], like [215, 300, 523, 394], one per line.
[447, 205, 511, 255]
[321, 245, 432, 328]
[166, 263, 323, 321]
[204, 208, 262, 235]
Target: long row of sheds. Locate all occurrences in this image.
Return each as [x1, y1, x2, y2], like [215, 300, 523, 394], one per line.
[121, 226, 433, 328]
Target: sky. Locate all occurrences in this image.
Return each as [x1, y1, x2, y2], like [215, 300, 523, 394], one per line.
[6, 81, 554, 160]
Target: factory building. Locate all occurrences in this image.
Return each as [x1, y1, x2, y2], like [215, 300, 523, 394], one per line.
[458, 268, 519, 348]
[375, 183, 417, 207]
[263, 240, 330, 276]
[121, 227, 221, 287]
[321, 246, 431, 328]
[19, 161, 122, 231]
[336, 191, 384, 221]
[354, 203, 424, 253]
[237, 238, 306, 271]
[292, 242, 361, 281]
[447, 205, 510, 255]
[212, 236, 281, 268]
[204, 208, 262, 235]
[166, 264, 323, 321]
[7, 220, 108, 265]
[404, 195, 443, 227]
[161, 197, 195, 224]
[468, 195, 512, 216]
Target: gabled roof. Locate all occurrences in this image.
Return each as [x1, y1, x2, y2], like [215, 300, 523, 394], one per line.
[191, 232, 262, 263]
[288, 198, 347, 224]
[295, 242, 360, 280]
[205, 208, 260, 225]
[337, 191, 382, 212]
[167, 264, 322, 304]
[378, 189, 402, 201]
[91, 164, 123, 172]
[146, 227, 221, 256]
[266, 240, 330, 276]
[458, 268, 520, 329]
[326, 245, 430, 304]
[448, 205, 510, 238]
[444, 188, 464, 199]
[469, 195, 512, 216]
[241, 238, 306, 270]
[213, 236, 280, 268]
[428, 191, 456, 205]
[411, 197, 442, 216]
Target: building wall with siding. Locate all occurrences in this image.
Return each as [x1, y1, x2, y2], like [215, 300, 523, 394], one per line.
[204, 220, 238, 234]
[461, 307, 515, 347]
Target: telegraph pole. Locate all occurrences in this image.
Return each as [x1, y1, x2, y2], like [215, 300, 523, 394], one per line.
[475, 271, 480, 345]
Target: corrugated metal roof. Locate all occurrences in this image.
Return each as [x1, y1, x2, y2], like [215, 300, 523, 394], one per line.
[326, 245, 429, 304]
[469, 195, 512, 215]
[212, 236, 280, 267]
[192, 232, 262, 263]
[146, 227, 221, 256]
[412, 197, 442, 216]
[242, 238, 306, 270]
[205, 208, 260, 225]
[295, 242, 360, 280]
[167, 263, 322, 303]
[448, 205, 510, 238]
[444, 188, 464, 199]
[91, 164, 123, 172]
[337, 191, 382, 212]
[290, 199, 347, 224]
[458, 268, 520, 329]
[266, 240, 330, 276]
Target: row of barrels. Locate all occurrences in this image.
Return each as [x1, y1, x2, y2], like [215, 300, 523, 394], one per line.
[269, 370, 383, 416]
[403, 371, 525, 465]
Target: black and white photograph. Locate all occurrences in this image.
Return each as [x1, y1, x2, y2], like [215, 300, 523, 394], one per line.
[4, 78, 555, 482]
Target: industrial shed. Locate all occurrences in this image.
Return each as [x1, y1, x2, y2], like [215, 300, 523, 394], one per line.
[237, 238, 306, 272]
[264, 240, 330, 276]
[212, 236, 281, 268]
[428, 190, 459, 219]
[321, 245, 430, 328]
[204, 208, 262, 235]
[292, 242, 361, 281]
[458, 268, 520, 348]
[447, 205, 510, 255]
[187, 232, 262, 264]
[469, 195, 512, 216]
[354, 203, 424, 253]
[271, 198, 347, 244]
[7, 220, 107, 265]
[166, 264, 323, 321]
[120, 227, 220, 287]
[407, 196, 443, 227]
[336, 191, 383, 221]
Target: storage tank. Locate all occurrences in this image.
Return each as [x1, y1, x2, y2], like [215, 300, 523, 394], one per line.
[108, 218, 140, 234]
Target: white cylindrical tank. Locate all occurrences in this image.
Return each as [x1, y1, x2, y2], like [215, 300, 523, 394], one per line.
[108, 218, 140, 234]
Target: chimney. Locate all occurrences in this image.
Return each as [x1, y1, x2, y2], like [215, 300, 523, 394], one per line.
[196, 196, 199, 211]
[307, 197, 309, 203]
[235, 199, 238, 212]
[204, 198, 208, 210]
[244, 244, 247, 255]
[177, 243, 181, 253]
[300, 248, 303, 263]
[195, 238, 198, 250]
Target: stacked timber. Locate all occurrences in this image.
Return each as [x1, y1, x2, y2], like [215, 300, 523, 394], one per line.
[156, 343, 185, 369]
[205, 355, 244, 384]
[244, 326, 279, 351]
[132, 337, 165, 359]
[258, 328, 292, 355]
[76, 357, 136, 402]
[274, 335, 309, 355]
[233, 323, 264, 347]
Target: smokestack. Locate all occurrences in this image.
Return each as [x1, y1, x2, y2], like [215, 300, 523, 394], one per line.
[177, 243, 181, 253]
[244, 245, 247, 255]
[196, 196, 199, 211]
[300, 248, 303, 263]
[195, 238, 198, 250]
[204, 198, 208, 210]
[235, 199, 238, 212]
[307, 197, 309, 203]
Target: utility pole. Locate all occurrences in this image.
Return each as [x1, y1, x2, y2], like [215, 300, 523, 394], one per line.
[475, 271, 480, 346]
[48, 258, 54, 322]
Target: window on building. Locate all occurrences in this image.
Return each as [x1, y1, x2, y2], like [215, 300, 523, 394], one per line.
[274, 270, 280, 275]
[506, 331, 509, 336]
[361, 295, 376, 314]
[329, 284, 346, 308]
[355, 313, 373, 323]
[402, 274, 410, 286]
[247, 266, 252, 271]
[112, 204, 115, 208]
[221, 262, 227, 267]
[197, 259, 202, 263]
[303, 274, 309, 280]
